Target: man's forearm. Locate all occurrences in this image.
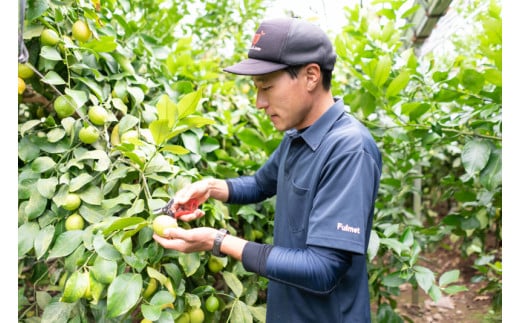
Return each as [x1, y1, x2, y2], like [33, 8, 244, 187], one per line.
[205, 178, 230, 202]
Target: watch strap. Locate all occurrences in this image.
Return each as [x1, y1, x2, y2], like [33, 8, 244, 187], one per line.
[212, 228, 229, 257]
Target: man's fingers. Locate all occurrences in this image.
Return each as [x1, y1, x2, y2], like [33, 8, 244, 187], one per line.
[176, 209, 205, 222]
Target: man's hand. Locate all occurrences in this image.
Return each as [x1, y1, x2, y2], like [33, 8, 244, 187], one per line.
[172, 180, 212, 221]
[152, 227, 217, 253]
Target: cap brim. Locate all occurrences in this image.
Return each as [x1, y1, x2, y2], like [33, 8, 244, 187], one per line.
[223, 58, 288, 75]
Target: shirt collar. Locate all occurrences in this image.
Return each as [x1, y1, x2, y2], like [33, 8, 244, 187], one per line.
[287, 98, 345, 151]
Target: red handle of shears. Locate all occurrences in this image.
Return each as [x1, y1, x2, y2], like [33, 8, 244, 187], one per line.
[173, 199, 199, 218]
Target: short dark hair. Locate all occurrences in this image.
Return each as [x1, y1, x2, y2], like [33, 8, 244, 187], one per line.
[284, 64, 333, 90]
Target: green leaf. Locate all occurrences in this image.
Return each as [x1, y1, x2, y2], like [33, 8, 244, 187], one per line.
[106, 273, 143, 318]
[178, 252, 201, 277]
[461, 139, 492, 175]
[156, 94, 177, 128]
[230, 300, 253, 323]
[37, 177, 58, 198]
[484, 68, 502, 86]
[93, 233, 122, 261]
[150, 119, 170, 146]
[247, 305, 267, 323]
[31, 156, 56, 173]
[47, 231, 84, 260]
[373, 55, 392, 87]
[41, 71, 66, 85]
[236, 128, 266, 150]
[47, 128, 66, 143]
[367, 230, 380, 262]
[141, 304, 162, 321]
[69, 174, 94, 192]
[83, 35, 118, 52]
[428, 284, 442, 302]
[480, 149, 502, 190]
[379, 238, 404, 255]
[222, 271, 243, 297]
[161, 144, 190, 155]
[439, 269, 460, 287]
[61, 270, 89, 303]
[414, 265, 435, 293]
[150, 290, 175, 306]
[18, 222, 39, 257]
[76, 149, 111, 172]
[128, 86, 144, 106]
[40, 301, 74, 323]
[26, 190, 48, 220]
[400, 227, 414, 247]
[181, 132, 200, 154]
[443, 285, 469, 294]
[461, 69, 485, 93]
[92, 257, 118, 284]
[40, 46, 62, 61]
[147, 267, 169, 285]
[74, 76, 105, 100]
[381, 272, 405, 287]
[177, 89, 202, 119]
[401, 102, 430, 121]
[386, 70, 410, 97]
[34, 225, 55, 260]
[80, 185, 104, 205]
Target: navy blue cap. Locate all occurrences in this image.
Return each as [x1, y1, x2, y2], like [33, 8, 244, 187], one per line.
[224, 17, 337, 75]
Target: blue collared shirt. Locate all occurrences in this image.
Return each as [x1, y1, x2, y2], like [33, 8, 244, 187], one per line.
[227, 98, 382, 322]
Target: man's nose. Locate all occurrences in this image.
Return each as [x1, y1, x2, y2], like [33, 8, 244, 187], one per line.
[255, 91, 267, 109]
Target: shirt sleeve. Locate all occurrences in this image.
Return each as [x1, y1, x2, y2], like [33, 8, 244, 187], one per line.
[242, 242, 353, 295]
[307, 149, 381, 254]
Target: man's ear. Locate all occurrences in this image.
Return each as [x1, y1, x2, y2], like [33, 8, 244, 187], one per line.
[304, 63, 321, 91]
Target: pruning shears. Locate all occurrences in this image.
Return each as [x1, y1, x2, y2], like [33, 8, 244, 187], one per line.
[153, 198, 199, 218]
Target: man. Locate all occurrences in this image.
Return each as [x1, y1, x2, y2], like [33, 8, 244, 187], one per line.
[153, 17, 382, 322]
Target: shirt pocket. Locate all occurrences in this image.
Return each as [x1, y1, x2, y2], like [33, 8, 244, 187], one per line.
[287, 179, 310, 233]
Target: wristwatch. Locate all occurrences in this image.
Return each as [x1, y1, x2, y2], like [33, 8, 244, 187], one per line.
[212, 228, 229, 257]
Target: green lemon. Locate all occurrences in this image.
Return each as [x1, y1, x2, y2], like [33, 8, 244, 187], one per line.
[72, 20, 92, 42]
[208, 255, 225, 273]
[88, 105, 108, 125]
[205, 295, 219, 312]
[65, 213, 84, 231]
[18, 63, 34, 79]
[189, 307, 205, 323]
[54, 95, 76, 118]
[41, 29, 60, 46]
[63, 193, 81, 211]
[176, 313, 190, 323]
[152, 215, 178, 237]
[79, 125, 100, 144]
[18, 77, 26, 95]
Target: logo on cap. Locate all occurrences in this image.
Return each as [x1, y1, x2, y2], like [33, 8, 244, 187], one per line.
[250, 30, 265, 51]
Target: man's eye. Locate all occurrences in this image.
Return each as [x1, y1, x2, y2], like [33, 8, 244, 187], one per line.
[261, 86, 271, 91]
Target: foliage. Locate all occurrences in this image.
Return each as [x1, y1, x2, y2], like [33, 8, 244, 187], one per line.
[18, 0, 501, 322]
[331, 0, 501, 316]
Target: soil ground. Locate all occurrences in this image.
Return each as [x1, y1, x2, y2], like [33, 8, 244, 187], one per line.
[379, 239, 502, 323]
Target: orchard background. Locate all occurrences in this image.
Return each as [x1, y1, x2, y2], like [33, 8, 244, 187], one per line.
[17, 0, 503, 322]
